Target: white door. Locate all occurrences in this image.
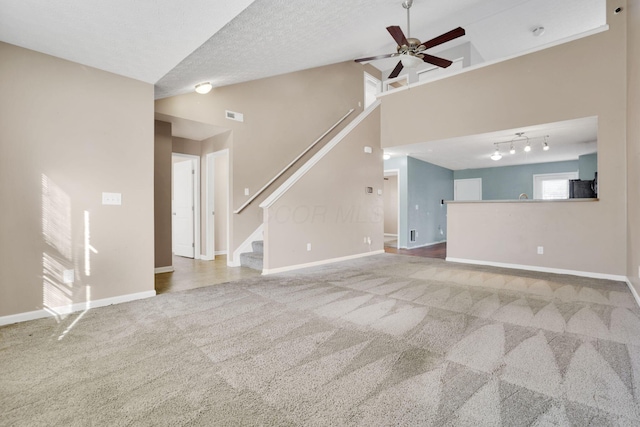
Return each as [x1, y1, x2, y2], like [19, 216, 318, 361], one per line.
[454, 178, 482, 201]
[173, 159, 194, 258]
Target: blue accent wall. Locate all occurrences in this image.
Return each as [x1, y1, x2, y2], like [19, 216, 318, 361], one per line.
[453, 160, 579, 200]
[578, 153, 598, 180]
[407, 157, 453, 248]
[385, 156, 453, 248]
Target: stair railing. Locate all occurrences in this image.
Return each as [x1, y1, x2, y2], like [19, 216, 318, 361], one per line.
[233, 108, 355, 214]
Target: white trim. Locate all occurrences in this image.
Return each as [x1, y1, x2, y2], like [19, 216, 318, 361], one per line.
[625, 278, 640, 309]
[172, 153, 200, 260]
[201, 251, 227, 260]
[384, 168, 401, 246]
[445, 257, 627, 282]
[0, 290, 156, 326]
[384, 233, 398, 237]
[154, 266, 174, 274]
[364, 72, 381, 109]
[407, 240, 447, 249]
[377, 25, 609, 99]
[260, 101, 381, 209]
[205, 149, 230, 261]
[262, 250, 385, 275]
[230, 223, 264, 267]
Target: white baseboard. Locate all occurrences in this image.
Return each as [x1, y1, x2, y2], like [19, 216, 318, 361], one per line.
[625, 278, 640, 309]
[200, 251, 227, 261]
[446, 257, 628, 282]
[0, 290, 156, 327]
[406, 240, 446, 249]
[154, 266, 174, 274]
[263, 250, 385, 275]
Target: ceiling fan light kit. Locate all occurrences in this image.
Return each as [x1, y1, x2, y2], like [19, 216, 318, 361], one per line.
[354, 0, 465, 79]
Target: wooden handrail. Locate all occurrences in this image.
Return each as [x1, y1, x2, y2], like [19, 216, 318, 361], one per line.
[233, 108, 355, 214]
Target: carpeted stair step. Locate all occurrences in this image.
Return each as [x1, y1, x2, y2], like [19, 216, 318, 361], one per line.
[240, 251, 263, 271]
[252, 240, 264, 254]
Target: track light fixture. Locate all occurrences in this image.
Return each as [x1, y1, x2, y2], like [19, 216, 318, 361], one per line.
[490, 145, 502, 161]
[488, 132, 551, 161]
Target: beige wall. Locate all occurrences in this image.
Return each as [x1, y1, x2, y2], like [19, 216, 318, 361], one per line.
[155, 61, 378, 256]
[0, 42, 155, 318]
[154, 121, 173, 268]
[628, 0, 640, 292]
[381, 1, 628, 276]
[383, 175, 398, 234]
[264, 108, 383, 270]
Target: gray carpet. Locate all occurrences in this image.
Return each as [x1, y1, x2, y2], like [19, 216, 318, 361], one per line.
[2, 254, 640, 426]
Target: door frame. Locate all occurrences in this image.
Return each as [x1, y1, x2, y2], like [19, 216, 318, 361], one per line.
[364, 72, 381, 109]
[172, 153, 200, 259]
[204, 149, 230, 261]
[384, 168, 401, 248]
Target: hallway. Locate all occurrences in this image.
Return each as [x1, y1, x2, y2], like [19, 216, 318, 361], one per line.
[155, 255, 260, 294]
[384, 242, 447, 260]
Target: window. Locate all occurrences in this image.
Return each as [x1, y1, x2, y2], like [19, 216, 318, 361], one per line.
[533, 172, 579, 200]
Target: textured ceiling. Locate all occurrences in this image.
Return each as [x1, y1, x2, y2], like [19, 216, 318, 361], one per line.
[0, 0, 256, 83]
[0, 0, 606, 100]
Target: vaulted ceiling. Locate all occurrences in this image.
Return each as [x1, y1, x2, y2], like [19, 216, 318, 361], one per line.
[0, 0, 606, 100]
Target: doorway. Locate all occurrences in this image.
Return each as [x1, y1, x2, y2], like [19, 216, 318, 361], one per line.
[204, 149, 230, 261]
[172, 154, 199, 259]
[454, 178, 482, 201]
[383, 170, 399, 249]
[364, 72, 381, 109]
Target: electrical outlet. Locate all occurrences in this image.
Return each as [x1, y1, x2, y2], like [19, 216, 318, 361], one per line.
[307, 243, 311, 251]
[537, 246, 544, 255]
[244, 188, 249, 196]
[415, 204, 419, 210]
[367, 237, 371, 245]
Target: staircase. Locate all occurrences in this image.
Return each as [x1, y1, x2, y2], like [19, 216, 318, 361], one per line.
[240, 240, 263, 271]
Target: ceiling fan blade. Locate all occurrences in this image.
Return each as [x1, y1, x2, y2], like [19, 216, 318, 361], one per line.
[387, 26, 409, 47]
[420, 27, 466, 50]
[421, 54, 453, 68]
[354, 53, 398, 63]
[388, 61, 404, 79]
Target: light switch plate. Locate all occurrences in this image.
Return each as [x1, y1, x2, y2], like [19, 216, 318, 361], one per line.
[63, 269, 74, 284]
[102, 192, 121, 205]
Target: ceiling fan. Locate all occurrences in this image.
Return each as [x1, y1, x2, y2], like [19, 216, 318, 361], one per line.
[355, 0, 465, 79]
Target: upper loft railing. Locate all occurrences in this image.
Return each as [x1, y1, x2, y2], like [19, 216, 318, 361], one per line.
[233, 108, 355, 214]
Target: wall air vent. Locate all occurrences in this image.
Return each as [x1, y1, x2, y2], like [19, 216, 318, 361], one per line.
[225, 110, 244, 122]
